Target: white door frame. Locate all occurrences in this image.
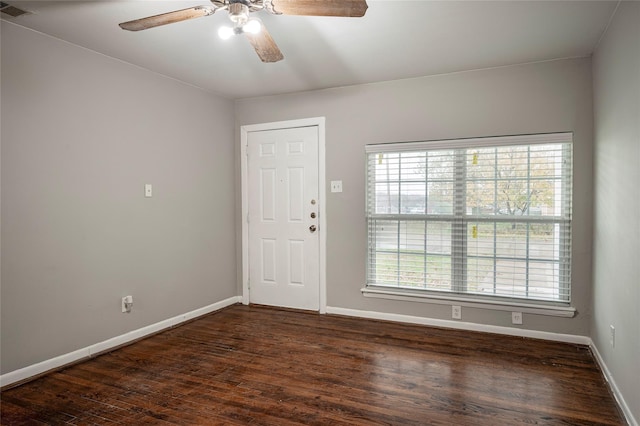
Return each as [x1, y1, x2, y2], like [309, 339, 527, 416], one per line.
[240, 117, 326, 313]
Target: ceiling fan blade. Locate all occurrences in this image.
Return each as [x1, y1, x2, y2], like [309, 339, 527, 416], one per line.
[245, 24, 284, 63]
[267, 0, 368, 17]
[119, 6, 217, 31]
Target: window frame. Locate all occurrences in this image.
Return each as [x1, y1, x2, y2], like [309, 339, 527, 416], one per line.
[364, 133, 573, 310]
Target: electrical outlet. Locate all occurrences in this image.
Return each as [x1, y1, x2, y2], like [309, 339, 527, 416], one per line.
[610, 325, 615, 348]
[452, 305, 461, 320]
[512, 312, 523, 325]
[122, 295, 133, 313]
[330, 180, 343, 193]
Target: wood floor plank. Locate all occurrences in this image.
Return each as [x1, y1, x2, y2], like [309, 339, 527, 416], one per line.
[0, 304, 625, 425]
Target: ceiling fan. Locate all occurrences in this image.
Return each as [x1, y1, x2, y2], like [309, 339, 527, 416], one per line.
[119, 0, 368, 63]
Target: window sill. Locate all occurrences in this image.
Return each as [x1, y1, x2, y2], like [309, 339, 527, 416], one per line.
[361, 286, 576, 318]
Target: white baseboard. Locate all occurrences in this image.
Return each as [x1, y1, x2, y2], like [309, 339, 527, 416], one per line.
[590, 342, 638, 426]
[326, 306, 590, 344]
[0, 296, 241, 388]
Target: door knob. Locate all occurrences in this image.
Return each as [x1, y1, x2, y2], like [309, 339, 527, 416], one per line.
[309, 225, 317, 233]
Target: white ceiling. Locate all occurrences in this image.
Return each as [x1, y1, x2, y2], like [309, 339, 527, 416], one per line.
[2, 1, 618, 99]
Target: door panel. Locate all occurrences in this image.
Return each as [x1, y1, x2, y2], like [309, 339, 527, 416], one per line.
[260, 168, 276, 221]
[261, 238, 276, 283]
[248, 126, 319, 310]
[288, 239, 304, 285]
[288, 167, 304, 222]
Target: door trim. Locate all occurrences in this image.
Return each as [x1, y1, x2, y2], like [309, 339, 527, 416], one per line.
[240, 117, 326, 313]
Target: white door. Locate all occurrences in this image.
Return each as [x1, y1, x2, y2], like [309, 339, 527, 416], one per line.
[247, 126, 319, 311]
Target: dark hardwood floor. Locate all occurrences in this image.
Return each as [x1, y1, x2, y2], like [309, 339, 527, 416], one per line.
[1, 304, 624, 425]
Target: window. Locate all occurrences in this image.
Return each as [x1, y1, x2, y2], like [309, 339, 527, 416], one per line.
[366, 133, 572, 304]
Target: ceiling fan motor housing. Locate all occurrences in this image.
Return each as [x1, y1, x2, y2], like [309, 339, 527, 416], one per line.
[228, 2, 250, 25]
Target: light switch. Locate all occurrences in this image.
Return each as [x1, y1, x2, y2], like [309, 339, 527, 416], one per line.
[145, 184, 152, 198]
[330, 180, 343, 193]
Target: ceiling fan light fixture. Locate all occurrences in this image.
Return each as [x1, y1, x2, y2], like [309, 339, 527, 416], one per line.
[218, 25, 235, 40]
[242, 19, 261, 35]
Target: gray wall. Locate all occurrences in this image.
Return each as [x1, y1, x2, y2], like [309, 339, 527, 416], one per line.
[592, 1, 640, 421]
[235, 57, 594, 336]
[1, 23, 237, 373]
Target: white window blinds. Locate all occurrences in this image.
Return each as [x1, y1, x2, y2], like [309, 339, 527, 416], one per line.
[366, 133, 573, 303]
